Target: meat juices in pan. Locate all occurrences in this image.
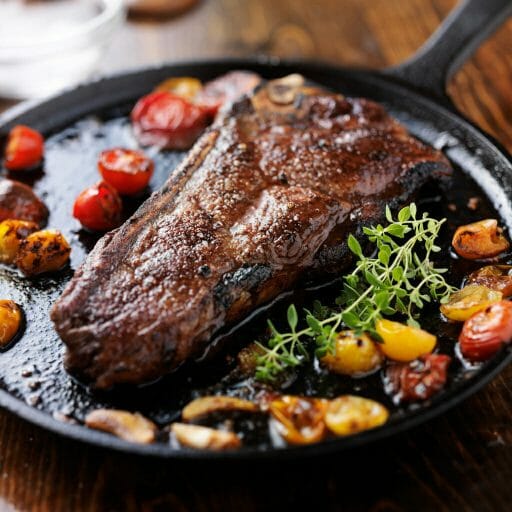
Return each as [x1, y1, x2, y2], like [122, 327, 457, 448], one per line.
[50, 74, 452, 389]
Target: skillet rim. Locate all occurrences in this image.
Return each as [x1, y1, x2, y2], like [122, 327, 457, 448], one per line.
[1, 57, 512, 460]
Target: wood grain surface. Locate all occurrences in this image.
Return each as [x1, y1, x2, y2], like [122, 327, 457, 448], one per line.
[1, 0, 512, 510]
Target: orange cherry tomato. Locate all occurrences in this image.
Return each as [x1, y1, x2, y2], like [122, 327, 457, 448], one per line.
[466, 265, 512, 297]
[154, 77, 202, 101]
[131, 91, 211, 150]
[73, 181, 122, 232]
[385, 354, 451, 403]
[452, 219, 510, 260]
[98, 148, 154, 196]
[269, 395, 328, 445]
[459, 301, 512, 362]
[4, 125, 44, 171]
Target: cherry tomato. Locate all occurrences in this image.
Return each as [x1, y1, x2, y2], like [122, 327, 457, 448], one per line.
[269, 395, 328, 445]
[452, 219, 510, 260]
[131, 91, 211, 150]
[154, 77, 202, 101]
[440, 284, 502, 321]
[385, 354, 451, 403]
[459, 301, 512, 362]
[466, 265, 512, 297]
[324, 395, 388, 436]
[195, 71, 261, 115]
[4, 125, 44, 171]
[73, 181, 122, 232]
[98, 148, 154, 196]
[376, 319, 436, 362]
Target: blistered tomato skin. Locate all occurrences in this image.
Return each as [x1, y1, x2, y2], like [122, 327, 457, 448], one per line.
[385, 354, 451, 403]
[321, 331, 382, 376]
[467, 265, 512, 297]
[154, 77, 202, 101]
[0, 300, 23, 348]
[73, 181, 122, 232]
[452, 219, 510, 260]
[459, 301, 512, 362]
[324, 396, 389, 436]
[376, 319, 436, 362]
[131, 92, 211, 150]
[4, 126, 44, 171]
[440, 284, 502, 321]
[98, 148, 154, 196]
[269, 395, 328, 445]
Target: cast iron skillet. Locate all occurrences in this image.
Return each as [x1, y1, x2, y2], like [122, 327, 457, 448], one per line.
[0, 0, 511, 459]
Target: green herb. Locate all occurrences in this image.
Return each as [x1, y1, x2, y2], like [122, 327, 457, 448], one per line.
[255, 203, 457, 382]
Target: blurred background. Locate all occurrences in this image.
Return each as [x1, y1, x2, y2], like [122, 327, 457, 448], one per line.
[2, 0, 511, 141]
[0, 0, 469, 99]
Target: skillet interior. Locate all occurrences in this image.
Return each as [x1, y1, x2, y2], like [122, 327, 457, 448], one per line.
[1, 59, 512, 459]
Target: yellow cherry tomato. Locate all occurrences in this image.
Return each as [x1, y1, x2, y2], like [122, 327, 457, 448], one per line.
[321, 331, 383, 376]
[16, 229, 71, 276]
[0, 219, 38, 264]
[440, 284, 502, 321]
[269, 395, 328, 445]
[154, 77, 202, 101]
[0, 299, 22, 348]
[324, 395, 389, 436]
[376, 319, 436, 362]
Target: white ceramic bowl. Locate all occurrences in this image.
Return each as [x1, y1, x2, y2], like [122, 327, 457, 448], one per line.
[0, 0, 125, 99]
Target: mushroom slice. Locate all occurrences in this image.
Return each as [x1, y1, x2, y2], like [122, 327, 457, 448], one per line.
[85, 409, 157, 444]
[182, 395, 259, 422]
[171, 423, 241, 450]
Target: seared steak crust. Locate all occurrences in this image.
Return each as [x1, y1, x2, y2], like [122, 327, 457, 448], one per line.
[51, 77, 452, 389]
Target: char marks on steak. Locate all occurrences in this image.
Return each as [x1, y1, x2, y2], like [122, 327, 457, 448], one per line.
[51, 74, 452, 389]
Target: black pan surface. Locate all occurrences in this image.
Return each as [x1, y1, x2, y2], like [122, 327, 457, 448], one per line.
[1, 57, 512, 459]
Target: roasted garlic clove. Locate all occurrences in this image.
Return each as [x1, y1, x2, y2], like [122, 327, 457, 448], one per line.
[16, 229, 71, 276]
[0, 220, 38, 264]
[324, 396, 389, 436]
[0, 300, 23, 348]
[321, 331, 383, 376]
[269, 395, 328, 445]
[182, 395, 259, 422]
[85, 409, 157, 444]
[452, 219, 510, 260]
[171, 423, 241, 450]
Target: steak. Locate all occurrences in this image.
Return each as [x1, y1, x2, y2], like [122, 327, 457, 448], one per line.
[51, 74, 452, 389]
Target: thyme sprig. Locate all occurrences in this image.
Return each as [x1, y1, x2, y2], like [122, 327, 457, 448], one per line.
[255, 203, 457, 382]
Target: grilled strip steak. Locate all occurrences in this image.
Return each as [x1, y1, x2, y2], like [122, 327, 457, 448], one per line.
[51, 75, 452, 389]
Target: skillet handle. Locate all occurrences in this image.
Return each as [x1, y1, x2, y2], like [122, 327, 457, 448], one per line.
[384, 0, 512, 105]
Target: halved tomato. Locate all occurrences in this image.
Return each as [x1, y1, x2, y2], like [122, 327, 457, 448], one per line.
[459, 301, 512, 362]
[98, 148, 154, 196]
[131, 91, 211, 150]
[73, 181, 122, 232]
[4, 125, 44, 171]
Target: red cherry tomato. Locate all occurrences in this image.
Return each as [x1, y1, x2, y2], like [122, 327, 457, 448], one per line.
[131, 92, 211, 150]
[4, 125, 44, 171]
[73, 181, 122, 232]
[385, 354, 451, 403]
[98, 148, 154, 196]
[459, 301, 512, 362]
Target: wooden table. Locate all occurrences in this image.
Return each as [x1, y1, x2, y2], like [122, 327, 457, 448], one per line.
[1, 0, 512, 510]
